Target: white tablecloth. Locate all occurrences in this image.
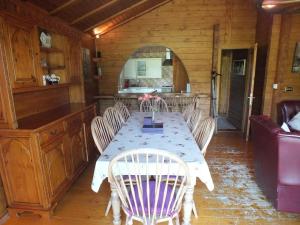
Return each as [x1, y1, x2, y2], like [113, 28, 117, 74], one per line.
[91, 112, 214, 192]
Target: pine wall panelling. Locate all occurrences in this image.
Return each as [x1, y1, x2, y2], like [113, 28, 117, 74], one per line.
[262, 14, 300, 121]
[253, 10, 273, 116]
[96, 0, 257, 116]
[261, 14, 281, 117]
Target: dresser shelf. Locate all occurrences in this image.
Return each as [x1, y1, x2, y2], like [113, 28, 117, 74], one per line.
[40, 47, 64, 53]
[13, 83, 71, 94]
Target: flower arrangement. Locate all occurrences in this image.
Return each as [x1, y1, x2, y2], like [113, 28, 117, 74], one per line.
[138, 93, 162, 121]
[138, 93, 161, 102]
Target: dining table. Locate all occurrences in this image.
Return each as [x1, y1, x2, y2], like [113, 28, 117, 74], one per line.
[91, 112, 214, 225]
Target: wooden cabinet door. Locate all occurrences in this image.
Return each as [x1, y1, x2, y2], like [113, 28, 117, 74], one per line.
[0, 178, 7, 217]
[83, 107, 97, 161]
[3, 18, 38, 88]
[65, 115, 87, 176]
[68, 39, 81, 83]
[0, 137, 42, 207]
[69, 126, 86, 174]
[41, 138, 68, 202]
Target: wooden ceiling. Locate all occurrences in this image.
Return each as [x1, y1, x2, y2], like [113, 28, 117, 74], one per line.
[25, 0, 171, 35]
[261, 0, 300, 13]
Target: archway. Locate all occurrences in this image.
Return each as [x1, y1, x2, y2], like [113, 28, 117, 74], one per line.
[118, 46, 190, 94]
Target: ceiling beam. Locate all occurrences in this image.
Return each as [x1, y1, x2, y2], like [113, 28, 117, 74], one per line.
[70, 0, 118, 25]
[49, 0, 79, 15]
[281, 4, 300, 12]
[262, 0, 300, 5]
[84, 0, 148, 32]
[92, 0, 171, 35]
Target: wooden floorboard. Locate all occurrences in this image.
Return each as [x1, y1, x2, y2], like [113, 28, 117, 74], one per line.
[2, 132, 300, 225]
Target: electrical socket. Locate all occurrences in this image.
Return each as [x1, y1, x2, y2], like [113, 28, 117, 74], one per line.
[273, 83, 278, 89]
[284, 86, 293, 92]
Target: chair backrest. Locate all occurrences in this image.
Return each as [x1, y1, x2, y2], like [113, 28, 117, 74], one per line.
[182, 103, 195, 121]
[187, 108, 202, 134]
[103, 107, 125, 135]
[179, 96, 195, 112]
[164, 96, 179, 112]
[140, 98, 169, 112]
[194, 117, 215, 156]
[108, 148, 190, 224]
[91, 116, 115, 154]
[114, 101, 130, 121]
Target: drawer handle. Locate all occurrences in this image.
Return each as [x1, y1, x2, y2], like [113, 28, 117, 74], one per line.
[50, 129, 58, 135]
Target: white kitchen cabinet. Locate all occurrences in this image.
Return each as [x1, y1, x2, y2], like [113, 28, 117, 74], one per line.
[124, 58, 162, 79]
[123, 59, 137, 79]
[146, 58, 162, 78]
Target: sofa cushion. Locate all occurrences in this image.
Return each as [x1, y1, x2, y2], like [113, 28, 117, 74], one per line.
[288, 112, 300, 131]
[281, 122, 291, 132]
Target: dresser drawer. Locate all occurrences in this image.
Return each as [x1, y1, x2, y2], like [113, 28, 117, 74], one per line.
[39, 123, 65, 145]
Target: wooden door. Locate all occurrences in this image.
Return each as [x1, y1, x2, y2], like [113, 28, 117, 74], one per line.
[245, 44, 258, 141]
[227, 49, 249, 130]
[3, 18, 38, 88]
[41, 139, 68, 202]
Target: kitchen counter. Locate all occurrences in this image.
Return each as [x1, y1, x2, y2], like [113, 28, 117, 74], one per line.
[118, 86, 172, 94]
[94, 92, 209, 99]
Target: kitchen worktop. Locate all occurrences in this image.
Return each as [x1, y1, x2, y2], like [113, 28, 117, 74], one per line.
[118, 86, 172, 94]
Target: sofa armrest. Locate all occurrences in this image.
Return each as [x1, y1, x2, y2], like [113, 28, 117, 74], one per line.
[278, 131, 300, 186]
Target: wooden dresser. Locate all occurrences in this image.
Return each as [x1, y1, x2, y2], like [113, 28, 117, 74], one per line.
[0, 104, 96, 217]
[0, 179, 6, 218]
[0, 2, 98, 218]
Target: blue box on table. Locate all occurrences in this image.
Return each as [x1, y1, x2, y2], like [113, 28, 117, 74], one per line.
[142, 117, 163, 133]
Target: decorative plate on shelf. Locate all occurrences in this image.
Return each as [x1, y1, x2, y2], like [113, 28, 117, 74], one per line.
[40, 32, 51, 48]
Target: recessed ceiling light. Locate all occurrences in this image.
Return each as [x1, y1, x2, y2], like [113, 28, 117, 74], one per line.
[262, 4, 276, 9]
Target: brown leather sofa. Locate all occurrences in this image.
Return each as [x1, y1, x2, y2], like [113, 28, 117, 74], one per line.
[277, 100, 300, 127]
[250, 115, 300, 213]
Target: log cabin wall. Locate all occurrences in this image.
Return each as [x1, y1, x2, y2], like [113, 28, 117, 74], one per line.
[253, 10, 273, 116]
[96, 0, 257, 117]
[261, 13, 300, 121]
[261, 14, 280, 117]
[272, 14, 300, 121]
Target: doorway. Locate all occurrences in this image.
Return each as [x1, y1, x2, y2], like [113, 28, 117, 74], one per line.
[218, 49, 249, 131]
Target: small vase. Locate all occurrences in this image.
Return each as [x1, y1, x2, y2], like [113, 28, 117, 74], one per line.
[152, 111, 155, 122]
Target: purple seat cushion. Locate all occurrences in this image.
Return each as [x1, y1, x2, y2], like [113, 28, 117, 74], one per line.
[127, 180, 176, 217]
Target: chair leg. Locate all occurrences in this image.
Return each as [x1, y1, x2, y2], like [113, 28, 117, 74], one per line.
[175, 215, 180, 225]
[192, 201, 198, 218]
[105, 198, 112, 216]
[126, 216, 133, 225]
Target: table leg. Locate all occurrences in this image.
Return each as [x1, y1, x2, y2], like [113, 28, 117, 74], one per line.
[183, 185, 195, 225]
[110, 183, 121, 225]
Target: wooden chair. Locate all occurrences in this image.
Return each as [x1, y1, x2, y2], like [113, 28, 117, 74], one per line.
[114, 101, 130, 121]
[91, 116, 115, 216]
[108, 148, 190, 225]
[182, 103, 195, 121]
[103, 107, 125, 135]
[193, 117, 215, 156]
[164, 96, 179, 112]
[179, 96, 194, 112]
[187, 108, 202, 134]
[91, 116, 115, 154]
[140, 98, 169, 112]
